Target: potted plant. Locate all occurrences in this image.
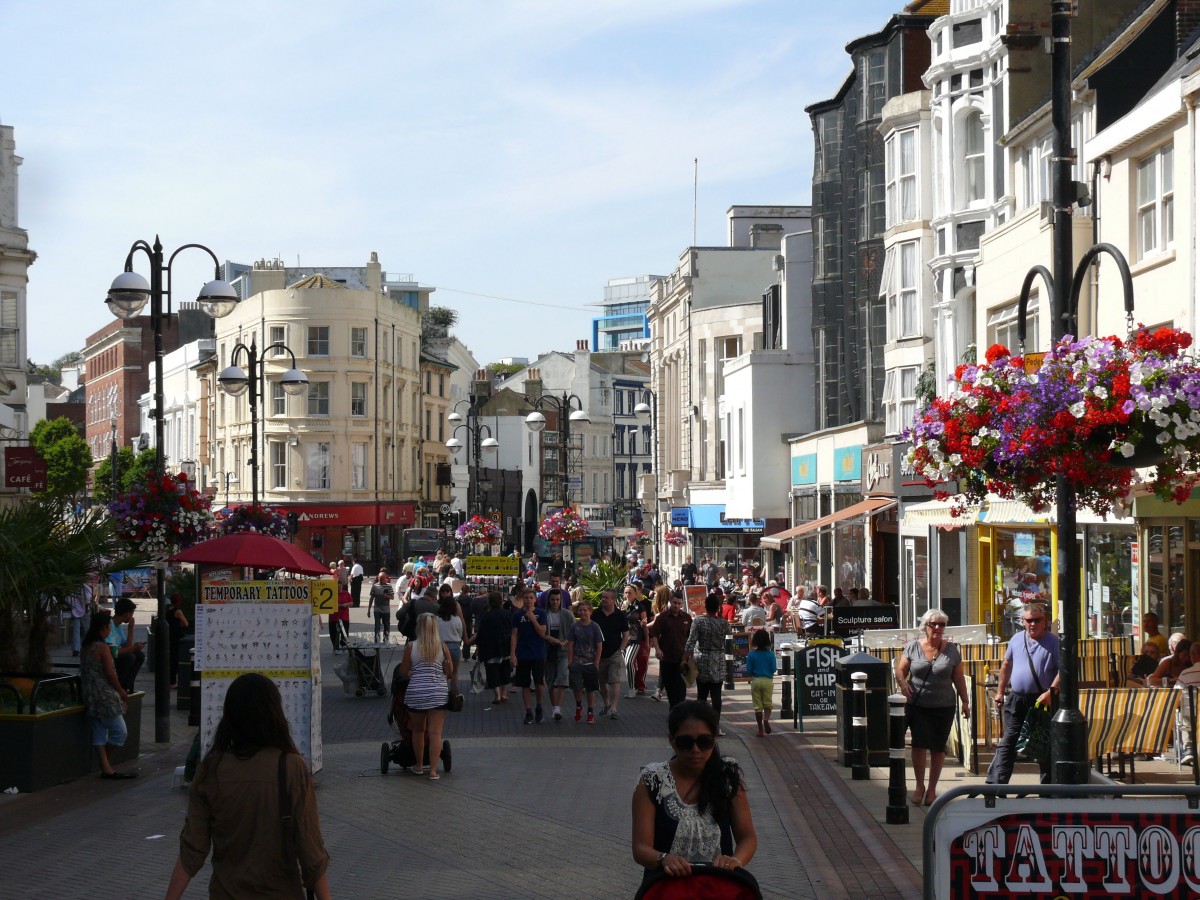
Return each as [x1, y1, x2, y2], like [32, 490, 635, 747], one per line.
[906, 327, 1200, 516]
[0, 498, 138, 791]
[538, 508, 591, 545]
[456, 515, 502, 548]
[109, 471, 213, 560]
[215, 503, 289, 538]
[576, 560, 628, 608]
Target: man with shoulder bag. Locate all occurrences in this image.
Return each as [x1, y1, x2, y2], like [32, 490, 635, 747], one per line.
[986, 603, 1060, 784]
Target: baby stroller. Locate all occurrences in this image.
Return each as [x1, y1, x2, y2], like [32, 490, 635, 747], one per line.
[634, 865, 761, 900]
[379, 666, 452, 775]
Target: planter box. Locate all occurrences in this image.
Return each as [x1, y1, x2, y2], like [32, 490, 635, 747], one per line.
[0, 691, 143, 792]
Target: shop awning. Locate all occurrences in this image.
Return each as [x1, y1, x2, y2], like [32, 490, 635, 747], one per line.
[902, 499, 979, 531]
[760, 497, 896, 550]
[688, 504, 766, 531]
[979, 499, 1127, 526]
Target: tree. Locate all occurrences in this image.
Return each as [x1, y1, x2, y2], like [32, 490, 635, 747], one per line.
[423, 306, 458, 330]
[28, 417, 91, 499]
[121, 447, 160, 490]
[91, 446, 137, 505]
[487, 362, 524, 379]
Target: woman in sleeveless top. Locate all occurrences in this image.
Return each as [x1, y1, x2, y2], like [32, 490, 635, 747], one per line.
[79, 611, 135, 779]
[400, 612, 452, 779]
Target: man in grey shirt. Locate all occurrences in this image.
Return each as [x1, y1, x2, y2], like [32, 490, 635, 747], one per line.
[987, 603, 1060, 784]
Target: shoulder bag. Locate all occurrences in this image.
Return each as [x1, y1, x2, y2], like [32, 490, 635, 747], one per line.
[1014, 636, 1052, 763]
[278, 751, 316, 900]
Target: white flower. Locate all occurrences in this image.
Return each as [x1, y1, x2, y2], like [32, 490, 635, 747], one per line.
[1093, 386, 1108, 400]
[1069, 402, 1087, 418]
[1120, 442, 1135, 458]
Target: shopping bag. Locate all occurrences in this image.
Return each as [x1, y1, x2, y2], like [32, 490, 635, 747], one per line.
[1015, 701, 1051, 762]
[469, 659, 486, 694]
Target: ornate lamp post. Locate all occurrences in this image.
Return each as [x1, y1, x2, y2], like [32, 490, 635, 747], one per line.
[105, 236, 239, 742]
[217, 340, 307, 508]
[446, 398, 499, 517]
[634, 391, 660, 564]
[524, 391, 589, 511]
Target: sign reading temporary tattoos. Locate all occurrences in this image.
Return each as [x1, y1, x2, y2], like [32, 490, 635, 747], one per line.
[931, 798, 1200, 897]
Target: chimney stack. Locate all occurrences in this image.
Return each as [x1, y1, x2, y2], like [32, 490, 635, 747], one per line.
[1181, 0, 1200, 53]
[750, 223, 784, 250]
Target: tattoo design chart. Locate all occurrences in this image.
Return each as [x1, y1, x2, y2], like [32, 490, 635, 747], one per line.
[197, 580, 322, 771]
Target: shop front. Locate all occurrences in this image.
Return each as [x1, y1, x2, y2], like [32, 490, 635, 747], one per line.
[274, 501, 415, 570]
[685, 505, 771, 572]
[974, 500, 1135, 640]
[1130, 492, 1200, 640]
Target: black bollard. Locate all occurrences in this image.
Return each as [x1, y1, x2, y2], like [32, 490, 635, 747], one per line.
[780, 644, 795, 722]
[724, 635, 735, 690]
[851, 671, 869, 780]
[886, 692, 909, 824]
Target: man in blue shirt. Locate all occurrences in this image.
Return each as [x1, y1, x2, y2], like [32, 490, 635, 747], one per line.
[987, 603, 1060, 784]
[510, 586, 548, 724]
[107, 597, 146, 693]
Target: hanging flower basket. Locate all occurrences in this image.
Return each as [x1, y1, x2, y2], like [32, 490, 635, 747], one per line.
[906, 327, 1200, 517]
[539, 508, 591, 545]
[216, 504, 290, 539]
[630, 530, 650, 545]
[456, 515, 502, 545]
[109, 472, 213, 559]
[663, 530, 688, 547]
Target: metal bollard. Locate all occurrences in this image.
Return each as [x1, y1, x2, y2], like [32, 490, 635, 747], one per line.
[886, 693, 909, 824]
[779, 645, 794, 721]
[851, 671, 869, 780]
[724, 636, 735, 690]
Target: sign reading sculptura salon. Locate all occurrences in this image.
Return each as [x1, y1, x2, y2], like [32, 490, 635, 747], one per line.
[931, 796, 1200, 897]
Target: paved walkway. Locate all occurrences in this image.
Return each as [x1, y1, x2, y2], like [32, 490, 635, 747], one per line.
[1, 601, 938, 899]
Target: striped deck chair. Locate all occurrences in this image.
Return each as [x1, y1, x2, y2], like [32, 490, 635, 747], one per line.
[1080, 687, 1180, 782]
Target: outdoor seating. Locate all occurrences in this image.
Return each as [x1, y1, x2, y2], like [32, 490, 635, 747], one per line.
[1080, 686, 1179, 783]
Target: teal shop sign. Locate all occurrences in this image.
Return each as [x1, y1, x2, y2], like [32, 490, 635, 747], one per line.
[791, 453, 817, 485]
[834, 447, 861, 482]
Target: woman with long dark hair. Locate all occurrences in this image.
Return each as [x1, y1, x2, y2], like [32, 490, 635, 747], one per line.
[165, 673, 330, 899]
[632, 700, 757, 881]
[435, 583, 465, 687]
[79, 611, 135, 779]
[474, 591, 512, 705]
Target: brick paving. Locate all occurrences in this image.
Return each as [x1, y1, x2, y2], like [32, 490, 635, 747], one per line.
[1, 603, 927, 899]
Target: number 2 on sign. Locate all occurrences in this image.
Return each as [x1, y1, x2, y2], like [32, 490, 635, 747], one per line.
[311, 580, 337, 614]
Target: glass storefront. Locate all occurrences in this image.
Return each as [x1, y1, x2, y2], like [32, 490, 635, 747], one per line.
[984, 527, 1054, 638]
[1145, 524, 1187, 636]
[1084, 525, 1135, 638]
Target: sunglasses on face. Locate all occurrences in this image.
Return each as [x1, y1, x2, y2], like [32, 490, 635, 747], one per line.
[673, 734, 717, 752]
[1024, 618, 1044, 624]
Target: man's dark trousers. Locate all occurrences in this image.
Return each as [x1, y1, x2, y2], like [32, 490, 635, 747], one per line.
[351, 575, 364, 607]
[661, 661, 687, 707]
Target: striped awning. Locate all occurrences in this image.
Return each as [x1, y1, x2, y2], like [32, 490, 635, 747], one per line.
[902, 499, 978, 530]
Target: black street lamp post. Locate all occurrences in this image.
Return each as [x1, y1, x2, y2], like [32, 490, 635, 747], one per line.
[105, 236, 240, 743]
[109, 415, 119, 499]
[1011, 1, 1139, 784]
[217, 339, 307, 508]
[634, 390, 659, 565]
[524, 391, 590, 510]
[447, 396, 498, 517]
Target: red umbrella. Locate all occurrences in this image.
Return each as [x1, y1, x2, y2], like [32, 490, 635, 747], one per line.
[170, 532, 329, 576]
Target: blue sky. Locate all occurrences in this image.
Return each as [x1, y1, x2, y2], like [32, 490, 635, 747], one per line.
[5, 0, 907, 367]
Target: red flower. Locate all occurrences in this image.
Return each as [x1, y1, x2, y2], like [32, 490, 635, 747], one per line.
[985, 344, 1011, 364]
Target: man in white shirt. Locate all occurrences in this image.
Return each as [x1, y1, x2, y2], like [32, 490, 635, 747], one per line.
[349, 558, 365, 607]
[450, 552, 464, 579]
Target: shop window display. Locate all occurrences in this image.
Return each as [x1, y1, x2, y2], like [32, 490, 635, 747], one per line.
[992, 530, 1052, 637]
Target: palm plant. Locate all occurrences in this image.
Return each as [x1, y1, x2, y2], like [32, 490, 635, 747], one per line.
[576, 560, 629, 609]
[0, 498, 130, 673]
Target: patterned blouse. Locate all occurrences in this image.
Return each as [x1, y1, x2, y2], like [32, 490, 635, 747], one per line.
[638, 760, 734, 865]
[685, 615, 730, 684]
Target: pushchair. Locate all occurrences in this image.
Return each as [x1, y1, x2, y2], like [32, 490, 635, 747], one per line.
[379, 666, 452, 775]
[347, 644, 388, 697]
[634, 864, 762, 900]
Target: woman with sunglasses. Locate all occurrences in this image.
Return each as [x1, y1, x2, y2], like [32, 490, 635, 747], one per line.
[896, 608, 969, 805]
[632, 700, 757, 882]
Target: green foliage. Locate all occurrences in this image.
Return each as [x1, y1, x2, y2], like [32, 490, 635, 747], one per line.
[29, 417, 91, 499]
[487, 362, 524, 379]
[424, 306, 458, 329]
[91, 446, 138, 505]
[121, 448, 160, 490]
[914, 361, 938, 410]
[0, 498, 131, 672]
[575, 561, 628, 609]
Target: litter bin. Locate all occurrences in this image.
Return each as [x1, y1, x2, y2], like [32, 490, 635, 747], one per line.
[835, 651, 890, 767]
